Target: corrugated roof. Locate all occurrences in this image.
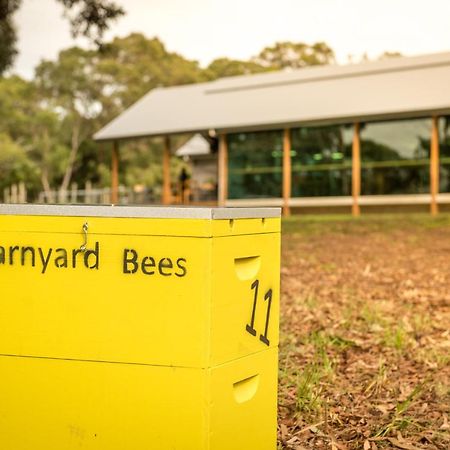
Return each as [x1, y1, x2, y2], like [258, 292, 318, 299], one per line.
[94, 51, 450, 141]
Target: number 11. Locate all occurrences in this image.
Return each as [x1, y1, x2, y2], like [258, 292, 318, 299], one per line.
[245, 280, 272, 347]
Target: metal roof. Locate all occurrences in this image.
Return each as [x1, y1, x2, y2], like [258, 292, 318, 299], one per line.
[94, 51, 450, 141]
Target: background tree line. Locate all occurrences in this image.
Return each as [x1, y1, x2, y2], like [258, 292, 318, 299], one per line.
[0, 29, 338, 200]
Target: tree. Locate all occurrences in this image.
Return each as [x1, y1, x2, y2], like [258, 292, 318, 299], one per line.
[0, 0, 124, 75]
[254, 41, 335, 69]
[0, 1, 20, 73]
[205, 58, 272, 79]
[95, 33, 207, 116]
[35, 47, 102, 194]
[0, 75, 66, 198]
[0, 74, 35, 140]
[0, 132, 36, 193]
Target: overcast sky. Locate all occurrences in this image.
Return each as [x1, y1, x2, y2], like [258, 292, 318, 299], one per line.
[13, 0, 450, 78]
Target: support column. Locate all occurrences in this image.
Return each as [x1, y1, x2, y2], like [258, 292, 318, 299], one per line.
[283, 128, 292, 216]
[162, 136, 171, 205]
[111, 141, 119, 204]
[430, 116, 440, 215]
[352, 122, 361, 217]
[218, 133, 228, 207]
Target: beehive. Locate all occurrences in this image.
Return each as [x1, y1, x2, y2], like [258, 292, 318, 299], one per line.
[0, 204, 281, 450]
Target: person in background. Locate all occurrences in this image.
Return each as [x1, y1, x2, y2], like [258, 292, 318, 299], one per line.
[179, 167, 190, 204]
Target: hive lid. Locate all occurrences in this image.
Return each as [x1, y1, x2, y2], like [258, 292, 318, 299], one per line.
[0, 204, 281, 220]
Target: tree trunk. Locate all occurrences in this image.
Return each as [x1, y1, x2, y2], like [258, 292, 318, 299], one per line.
[41, 169, 54, 203]
[60, 118, 81, 193]
[39, 129, 54, 203]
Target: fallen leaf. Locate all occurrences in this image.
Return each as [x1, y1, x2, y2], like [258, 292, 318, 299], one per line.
[387, 437, 422, 450]
[280, 423, 289, 440]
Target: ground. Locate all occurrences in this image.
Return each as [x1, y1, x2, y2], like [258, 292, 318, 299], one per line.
[277, 214, 450, 450]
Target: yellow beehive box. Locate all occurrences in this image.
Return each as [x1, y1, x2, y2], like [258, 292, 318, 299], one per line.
[0, 204, 281, 450]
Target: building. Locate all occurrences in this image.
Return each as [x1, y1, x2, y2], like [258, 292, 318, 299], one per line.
[175, 134, 217, 203]
[94, 51, 450, 215]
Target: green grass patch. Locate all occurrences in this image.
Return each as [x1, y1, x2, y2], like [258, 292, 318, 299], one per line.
[282, 212, 450, 235]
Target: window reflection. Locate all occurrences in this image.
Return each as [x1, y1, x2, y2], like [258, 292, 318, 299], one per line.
[360, 119, 431, 195]
[228, 131, 283, 199]
[291, 125, 353, 197]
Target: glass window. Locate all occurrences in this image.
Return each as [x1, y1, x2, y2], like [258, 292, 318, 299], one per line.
[228, 131, 282, 199]
[360, 119, 431, 195]
[439, 116, 450, 192]
[291, 125, 353, 197]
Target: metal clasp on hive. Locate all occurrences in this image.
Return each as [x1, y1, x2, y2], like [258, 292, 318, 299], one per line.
[80, 222, 89, 252]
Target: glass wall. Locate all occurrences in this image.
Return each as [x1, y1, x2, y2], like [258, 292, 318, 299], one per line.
[225, 118, 436, 200]
[228, 130, 283, 199]
[360, 118, 431, 195]
[291, 125, 353, 197]
[439, 116, 450, 192]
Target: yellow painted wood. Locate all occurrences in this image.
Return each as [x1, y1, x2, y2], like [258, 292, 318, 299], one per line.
[0, 216, 280, 237]
[0, 348, 277, 450]
[210, 233, 280, 365]
[0, 212, 280, 448]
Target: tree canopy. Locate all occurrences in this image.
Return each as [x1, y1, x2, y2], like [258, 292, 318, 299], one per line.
[255, 41, 335, 69]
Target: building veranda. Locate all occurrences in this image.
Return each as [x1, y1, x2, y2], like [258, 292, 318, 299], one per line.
[95, 51, 450, 215]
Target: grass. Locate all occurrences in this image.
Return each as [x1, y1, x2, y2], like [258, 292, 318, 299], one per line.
[374, 382, 425, 437]
[277, 213, 450, 449]
[282, 212, 450, 235]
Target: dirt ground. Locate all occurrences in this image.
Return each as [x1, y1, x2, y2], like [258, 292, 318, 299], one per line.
[277, 215, 450, 450]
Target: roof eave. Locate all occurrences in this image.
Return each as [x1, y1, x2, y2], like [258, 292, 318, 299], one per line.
[93, 106, 450, 142]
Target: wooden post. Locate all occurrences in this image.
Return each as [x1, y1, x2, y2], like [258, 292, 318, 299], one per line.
[85, 180, 93, 204]
[111, 141, 119, 204]
[218, 133, 228, 207]
[18, 181, 26, 203]
[11, 184, 18, 203]
[3, 187, 9, 203]
[430, 116, 439, 215]
[352, 122, 361, 216]
[162, 136, 171, 205]
[70, 182, 78, 203]
[283, 128, 292, 216]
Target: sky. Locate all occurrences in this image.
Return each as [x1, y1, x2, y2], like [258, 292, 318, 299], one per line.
[13, 0, 450, 79]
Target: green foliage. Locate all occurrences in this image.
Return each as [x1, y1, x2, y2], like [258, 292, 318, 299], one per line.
[96, 34, 206, 114]
[0, 0, 20, 73]
[255, 41, 335, 69]
[57, 0, 124, 45]
[0, 132, 38, 195]
[0, 75, 36, 140]
[0, 75, 71, 195]
[35, 47, 103, 191]
[205, 57, 272, 79]
[205, 41, 334, 79]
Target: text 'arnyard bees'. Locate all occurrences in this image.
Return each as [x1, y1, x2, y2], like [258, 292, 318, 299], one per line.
[0, 243, 187, 277]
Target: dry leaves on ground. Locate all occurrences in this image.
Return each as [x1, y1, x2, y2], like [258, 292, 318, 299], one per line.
[278, 215, 450, 449]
